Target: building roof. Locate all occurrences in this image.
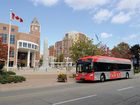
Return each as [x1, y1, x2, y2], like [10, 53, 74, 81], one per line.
[31, 17, 40, 26]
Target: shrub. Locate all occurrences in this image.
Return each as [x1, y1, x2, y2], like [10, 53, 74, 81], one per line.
[13, 76, 22, 83]
[7, 71, 16, 75]
[0, 62, 4, 70]
[134, 69, 140, 74]
[0, 71, 16, 76]
[20, 76, 26, 81]
[0, 79, 8, 84]
[57, 73, 67, 82]
[0, 75, 2, 79]
[0, 76, 3, 83]
[0, 75, 26, 84]
[1, 71, 8, 76]
[0, 62, 4, 74]
[7, 76, 15, 83]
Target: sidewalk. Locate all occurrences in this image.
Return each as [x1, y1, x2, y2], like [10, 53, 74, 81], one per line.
[0, 70, 75, 92]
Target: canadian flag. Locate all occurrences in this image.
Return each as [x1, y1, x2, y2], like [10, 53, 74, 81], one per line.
[11, 12, 23, 22]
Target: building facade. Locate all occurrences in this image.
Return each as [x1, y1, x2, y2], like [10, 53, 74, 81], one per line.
[63, 32, 87, 58]
[55, 41, 63, 57]
[49, 45, 55, 57]
[0, 17, 40, 68]
[49, 32, 87, 62]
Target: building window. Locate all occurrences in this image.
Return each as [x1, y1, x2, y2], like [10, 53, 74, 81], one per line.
[23, 42, 27, 47]
[3, 27, 6, 30]
[2, 34, 7, 43]
[32, 44, 35, 49]
[10, 50, 14, 57]
[35, 45, 37, 49]
[11, 28, 15, 32]
[10, 35, 15, 44]
[9, 61, 14, 67]
[28, 43, 31, 48]
[19, 42, 22, 47]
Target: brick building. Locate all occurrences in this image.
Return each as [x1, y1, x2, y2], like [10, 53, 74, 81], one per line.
[63, 32, 87, 58]
[49, 32, 87, 61]
[49, 45, 55, 57]
[0, 17, 40, 68]
[55, 41, 63, 57]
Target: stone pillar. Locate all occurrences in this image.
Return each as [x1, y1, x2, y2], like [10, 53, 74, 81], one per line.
[32, 52, 36, 67]
[39, 38, 49, 71]
[42, 38, 49, 69]
[27, 50, 30, 67]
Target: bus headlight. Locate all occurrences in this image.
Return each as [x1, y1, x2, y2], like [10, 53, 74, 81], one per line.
[90, 74, 93, 76]
[76, 74, 78, 77]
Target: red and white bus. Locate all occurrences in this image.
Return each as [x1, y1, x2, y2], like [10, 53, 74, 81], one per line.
[76, 56, 134, 82]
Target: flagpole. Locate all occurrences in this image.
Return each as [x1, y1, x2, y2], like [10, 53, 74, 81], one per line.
[7, 9, 12, 71]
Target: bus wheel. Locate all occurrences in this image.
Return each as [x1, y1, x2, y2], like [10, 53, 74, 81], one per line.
[100, 74, 105, 82]
[126, 73, 129, 79]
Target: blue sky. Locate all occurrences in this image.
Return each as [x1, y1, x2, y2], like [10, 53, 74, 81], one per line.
[0, 0, 140, 53]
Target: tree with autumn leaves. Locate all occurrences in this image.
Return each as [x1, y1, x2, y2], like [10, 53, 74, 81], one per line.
[0, 36, 14, 59]
[111, 42, 131, 59]
[96, 43, 110, 56]
[70, 38, 97, 62]
[70, 39, 136, 62]
[0, 37, 8, 70]
[130, 44, 140, 69]
[0, 37, 8, 61]
[0, 36, 14, 70]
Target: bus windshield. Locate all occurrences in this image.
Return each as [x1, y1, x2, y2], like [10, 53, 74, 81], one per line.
[76, 61, 93, 73]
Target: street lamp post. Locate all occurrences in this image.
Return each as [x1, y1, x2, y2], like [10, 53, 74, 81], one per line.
[137, 47, 140, 70]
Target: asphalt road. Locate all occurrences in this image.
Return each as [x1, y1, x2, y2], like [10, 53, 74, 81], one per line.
[0, 74, 140, 105]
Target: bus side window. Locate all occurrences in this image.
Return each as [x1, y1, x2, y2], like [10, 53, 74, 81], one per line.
[106, 63, 112, 71]
[89, 63, 94, 71]
[111, 65, 114, 71]
[94, 63, 98, 71]
[112, 64, 117, 71]
[107, 65, 111, 71]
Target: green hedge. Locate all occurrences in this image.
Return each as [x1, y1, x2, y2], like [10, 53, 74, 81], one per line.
[0, 71, 26, 84]
[0, 75, 26, 84]
[13, 76, 26, 83]
[1, 71, 16, 76]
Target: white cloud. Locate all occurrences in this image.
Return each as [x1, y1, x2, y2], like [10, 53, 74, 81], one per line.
[64, 0, 111, 10]
[31, 0, 59, 6]
[111, 12, 131, 24]
[93, 9, 112, 23]
[113, 0, 140, 25]
[122, 34, 139, 41]
[117, 0, 140, 11]
[30, 0, 140, 25]
[101, 32, 112, 39]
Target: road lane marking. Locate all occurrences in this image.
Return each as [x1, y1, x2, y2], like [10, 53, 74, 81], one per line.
[117, 86, 134, 91]
[53, 94, 97, 105]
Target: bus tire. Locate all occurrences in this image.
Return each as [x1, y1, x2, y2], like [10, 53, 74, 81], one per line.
[100, 74, 106, 82]
[126, 73, 129, 79]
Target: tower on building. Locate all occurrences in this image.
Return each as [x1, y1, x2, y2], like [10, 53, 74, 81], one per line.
[30, 17, 40, 35]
